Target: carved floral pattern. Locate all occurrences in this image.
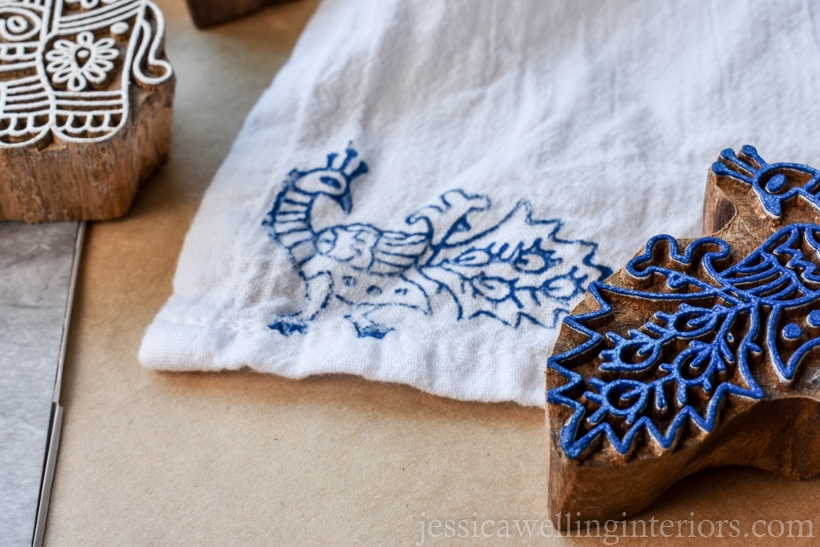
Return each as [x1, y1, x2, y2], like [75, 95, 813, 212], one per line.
[45, 32, 118, 91]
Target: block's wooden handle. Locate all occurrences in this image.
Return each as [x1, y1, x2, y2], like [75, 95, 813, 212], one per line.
[547, 146, 820, 528]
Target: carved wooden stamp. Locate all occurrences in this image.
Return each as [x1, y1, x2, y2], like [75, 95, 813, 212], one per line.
[546, 146, 820, 528]
[0, 0, 174, 223]
[184, 0, 286, 28]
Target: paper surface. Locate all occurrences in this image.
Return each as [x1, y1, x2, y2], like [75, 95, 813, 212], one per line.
[0, 222, 78, 547]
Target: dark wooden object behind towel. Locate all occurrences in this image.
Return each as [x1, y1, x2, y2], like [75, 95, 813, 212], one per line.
[185, 0, 293, 27]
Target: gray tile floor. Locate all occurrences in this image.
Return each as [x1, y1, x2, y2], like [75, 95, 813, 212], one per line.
[0, 222, 78, 547]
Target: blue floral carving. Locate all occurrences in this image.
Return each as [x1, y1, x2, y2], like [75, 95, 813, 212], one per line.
[262, 144, 612, 338]
[548, 223, 820, 459]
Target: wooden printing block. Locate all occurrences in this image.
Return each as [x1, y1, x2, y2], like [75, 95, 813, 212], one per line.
[0, 0, 174, 223]
[546, 145, 820, 528]
[184, 0, 290, 28]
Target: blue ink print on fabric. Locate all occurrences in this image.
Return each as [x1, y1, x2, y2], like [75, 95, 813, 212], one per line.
[269, 320, 308, 336]
[263, 144, 612, 338]
[548, 224, 820, 460]
[415, 198, 611, 329]
[712, 145, 820, 217]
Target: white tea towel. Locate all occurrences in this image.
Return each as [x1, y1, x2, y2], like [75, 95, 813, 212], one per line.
[140, 0, 820, 407]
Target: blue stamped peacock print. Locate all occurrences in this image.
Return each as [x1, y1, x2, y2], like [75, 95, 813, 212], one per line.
[262, 144, 612, 338]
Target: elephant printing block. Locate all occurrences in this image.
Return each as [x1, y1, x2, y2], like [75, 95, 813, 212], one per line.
[0, 0, 174, 222]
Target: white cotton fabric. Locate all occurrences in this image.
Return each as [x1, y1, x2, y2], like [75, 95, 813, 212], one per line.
[140, 0, 820, 407]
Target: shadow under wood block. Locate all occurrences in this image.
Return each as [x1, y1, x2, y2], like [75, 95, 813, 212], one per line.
[0, 0, 175, 224]
[185, 0, 291, 28]
[546, 145, 820, 528]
